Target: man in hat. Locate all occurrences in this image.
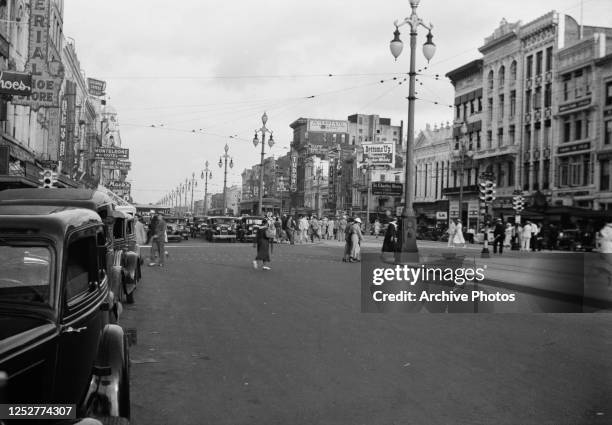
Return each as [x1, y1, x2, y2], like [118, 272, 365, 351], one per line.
[382, 216, 401, 262]
[492, 217, 506, 255]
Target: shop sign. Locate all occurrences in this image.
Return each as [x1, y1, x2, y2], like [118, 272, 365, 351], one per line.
[94, 147, 129, 160]
[39, 159, 58, 170]
[290, 150, 297, 191]
[436, 211, 447, 220]
[307, 119, 347, 133]
[557, 142, 590, 154]
[362, 142, 394, 165]
[371, 182, 402, 196]
[0, 71, 32, 96]
[107, 180, 131, 191]
[102, 160, 131, 171]
[58, 96, 67, 161]
[558, 98, 591, 113]
[87, 78, 106, 97]
[12, 0, 63, 110]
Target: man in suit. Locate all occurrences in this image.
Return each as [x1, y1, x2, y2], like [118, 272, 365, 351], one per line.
[492, 218, 506, 255]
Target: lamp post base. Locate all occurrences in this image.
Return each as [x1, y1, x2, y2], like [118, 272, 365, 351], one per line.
[398, 214, 419, 264]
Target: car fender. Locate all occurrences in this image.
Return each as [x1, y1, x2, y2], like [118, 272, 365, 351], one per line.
[122, 251, 139, 282]
[83, 324, 129, 418]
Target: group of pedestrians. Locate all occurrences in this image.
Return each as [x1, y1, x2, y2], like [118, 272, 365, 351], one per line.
[446, 219, 467, 248]
[135, 213, 168, 267]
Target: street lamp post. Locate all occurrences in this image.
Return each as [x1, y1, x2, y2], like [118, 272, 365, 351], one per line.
[390, 0, 436, 261]
[218, 143, 234, 215]
[184, 179, 188, 215]
[360, 158, 373, 233]
[456, 121, 474, 224]
[201, 161, 212, 216]
[190, 172, 197, 214]
[312, 165, 324, 218]
[253, 112, 274, 216]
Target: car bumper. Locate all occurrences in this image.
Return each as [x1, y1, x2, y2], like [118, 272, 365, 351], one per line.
[212, 234, 236, 239]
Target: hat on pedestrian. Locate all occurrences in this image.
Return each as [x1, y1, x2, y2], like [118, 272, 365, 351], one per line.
[354, 217, 362, 223]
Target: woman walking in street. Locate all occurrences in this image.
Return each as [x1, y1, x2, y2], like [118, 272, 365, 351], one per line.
[253, 221, 273, 270]
[349, 217, 364, 262]
[453, 219, 466, 248]
[447, 219, 456, 248]
[342, 217, 354, 262]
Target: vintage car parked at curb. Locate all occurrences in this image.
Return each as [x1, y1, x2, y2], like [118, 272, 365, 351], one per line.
[204, 216, 237, 242]
[0, 188, 142, 315]
[0, 205, 131, 423]
[236, 216, 264, 242]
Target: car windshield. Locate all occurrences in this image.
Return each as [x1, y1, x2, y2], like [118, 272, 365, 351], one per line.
[0, 244, 52, 306]
[213, 218, 235, 225]
[246, 218, 263, 225]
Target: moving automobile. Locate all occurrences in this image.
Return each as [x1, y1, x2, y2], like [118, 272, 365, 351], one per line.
[557, 228, 596, 252]
[204, 216, 238, 242]
[236, 216, 264, 242]
[0, 205, 131, 423]
[164, 217, 190, 241]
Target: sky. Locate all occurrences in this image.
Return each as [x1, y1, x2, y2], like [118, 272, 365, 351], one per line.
[63, 0, 612, 205]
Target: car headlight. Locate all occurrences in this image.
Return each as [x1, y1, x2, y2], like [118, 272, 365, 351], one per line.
[216, 226, 220, 231]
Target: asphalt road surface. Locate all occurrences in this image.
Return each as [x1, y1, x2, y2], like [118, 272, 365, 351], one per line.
[122, 239, 612, 425]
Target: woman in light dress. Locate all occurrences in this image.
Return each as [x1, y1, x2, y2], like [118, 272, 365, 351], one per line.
[453, 219, 466, 248]
[503, 222, 513, 248]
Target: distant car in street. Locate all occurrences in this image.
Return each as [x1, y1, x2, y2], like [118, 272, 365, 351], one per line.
[557, 229, 596, 252]
[204, 216, 238, 242]
[236, 216, 264, 242]
[165, 217, 190, 241]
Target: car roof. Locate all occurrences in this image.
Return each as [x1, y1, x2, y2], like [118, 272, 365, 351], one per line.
[0, 188, 114, 214]
[0, 206, 103, 236]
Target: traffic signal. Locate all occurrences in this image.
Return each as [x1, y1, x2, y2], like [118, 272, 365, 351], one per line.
[512, 195, 525, 212]
[479, 180, 496, 203]
[39, 169, 57, 188]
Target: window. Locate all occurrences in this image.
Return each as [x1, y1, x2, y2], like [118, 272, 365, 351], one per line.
[534, 87, 542, 109]
[524, 126, 531, 151]
[499, 94, 504, 118]
[545, 47, 553, 72]
[601, 160, 610, 191]
[563, 74, 571, 101]
[456, 104, 461, 119]
[476, 130, 482, 149]
[543, 159, 550, 190]
[486, 130, 492, 148]
[533, 161, 540, 190]
[499, 66, 505, 87]
[488, 98, 493, 121]
[526, 55, 533, 78]
[606, 82, 612, 106]
[536, 51, 543, 75]
[574, 69, 584, 98]
[508, 161, 515, 186]
[65, 236, 96, 302]
[525, 90, 531, 112]
[395, 174, 400, 182]
[379, 174, 386, 182]
[534, 122, 541, 148]
[488, 70, 494, 90]
[544, 84, 552, 107]
[574, 118, 582, 141]
[563, 118, 571, 143]
[477, 96, 483, 112]
[497, 127, 504, 146]
[509, 125, 516, 144]
[605, 120, 612, 145]
[510, 90, 516, 117]
[585, 68, 592, 94]
[543, 120, 551, 149]
[470, 99, 475, 114]
[524, 163, 530, 190]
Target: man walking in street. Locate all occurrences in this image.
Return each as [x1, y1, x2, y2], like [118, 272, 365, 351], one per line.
[151, 214, 167, 267]
[337, 215, 347, 242]
[492, 218, 505, 255]
[285, 214, 296, 245]
[521, 220, 533, 252]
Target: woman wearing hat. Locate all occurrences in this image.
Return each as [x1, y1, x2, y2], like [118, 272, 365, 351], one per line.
[349, 217, 364, 262]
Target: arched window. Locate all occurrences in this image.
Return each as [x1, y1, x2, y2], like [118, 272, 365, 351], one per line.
[487, 70, 494, 91]
[499, 65, 505, 88]
[510, 61, 517, 82]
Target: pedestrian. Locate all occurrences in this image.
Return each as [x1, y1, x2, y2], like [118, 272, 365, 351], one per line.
[285, 214, 296, 245]
[532, 222, 542, 251]
[135, 215, 147, 246]
[321, 216, 329, 240]
[447, 219, 456, 248]
[521, 221, 533, 251]
[337, 215, 347, 242]
[327, 217, 335, 240]
[374, 219, 381, 238]
[503, 222, 513, 248]
[310, 216, 321, 242]
[453, 219, 466, 248]
[598, 222, 612, 286]
[342, 217, 354, 262]
[147, 215, 159, 265]
[382, 216, 401, 263]
[274, 216, 283, 241]
[492, 218, 505, 255]
[151, 214, 167, 267]
[253, 222, 273, 270]
[350, 217, 364, 262]
[547, 223, 558, 250]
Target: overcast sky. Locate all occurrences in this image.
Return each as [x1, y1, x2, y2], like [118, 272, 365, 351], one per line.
[63, 0, 612, 205]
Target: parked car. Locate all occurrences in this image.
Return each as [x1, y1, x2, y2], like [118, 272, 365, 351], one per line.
[0, 204, 131, 422]
[236, 216, 264, 242]
[0, 188, 136, 321]
[165, 217, 190, 240]
[204, 216, 238, 242]
[557, 229, 596, 252]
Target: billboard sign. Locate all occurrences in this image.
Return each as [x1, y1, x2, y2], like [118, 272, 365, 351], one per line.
[94, 147, 129, 160]
[87, 78, 106, 96]
[362, 142, 394, 165]
[107, 180, 131, 191]
[307, 119, 348, 134]
[0, 71, 32, 96]
[12, 0, 63, 110]
[290, 151, 297, 192]
[371, 182, 403, 196]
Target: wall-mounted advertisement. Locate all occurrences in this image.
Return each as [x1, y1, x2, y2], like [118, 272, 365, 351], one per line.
[290, 151, 297, 192]
[362, 142, 394, 165]
[12, 0, 63, 110]
[307, 119, 347, 134]
[87, 78, 106, 97]
[0, 71, 32, 96]
[94, 147, 129, 160]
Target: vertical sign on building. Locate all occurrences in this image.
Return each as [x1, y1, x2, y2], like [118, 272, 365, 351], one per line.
[13, 0, 63, 110]
[290, 150, 298, 192]
[65, 81, 77, 174]
[58, 95, 67, 163]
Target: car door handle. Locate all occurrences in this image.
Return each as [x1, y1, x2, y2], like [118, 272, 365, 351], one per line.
[63, 326, 87, 334]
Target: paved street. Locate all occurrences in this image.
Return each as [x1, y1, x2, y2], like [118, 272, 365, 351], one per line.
[122, 239, 612, 425]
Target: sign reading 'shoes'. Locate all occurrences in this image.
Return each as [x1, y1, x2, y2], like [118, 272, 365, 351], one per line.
[0, 71, 32, 96]
[94, 147, 129, 160]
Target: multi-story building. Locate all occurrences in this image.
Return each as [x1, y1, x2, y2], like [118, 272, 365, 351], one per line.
[413, 122, 452, 225]
[554, 30, 612, 209]
[595, 52, 612, 210]
[347, 114, 402, 147]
